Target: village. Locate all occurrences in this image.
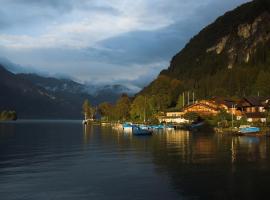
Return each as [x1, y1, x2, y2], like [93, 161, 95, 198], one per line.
[82, 94, 270, 136]
[158, 96, 270, 134]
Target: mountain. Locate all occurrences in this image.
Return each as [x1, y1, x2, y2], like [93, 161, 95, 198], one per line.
[17, 73, 88, 95]
[86, 84, 140, 103]
[0, 57, 38, 74]
[0, 64, 83, 118]
[18, 73, 138, 104]
[0, 63, 139, 118]
[141, 0, 270, 105]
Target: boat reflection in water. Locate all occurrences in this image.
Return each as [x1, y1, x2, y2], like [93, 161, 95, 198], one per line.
[2, 121, 270, 200]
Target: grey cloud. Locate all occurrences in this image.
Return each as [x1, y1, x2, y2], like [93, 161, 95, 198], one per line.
[0, 0, 250, 87]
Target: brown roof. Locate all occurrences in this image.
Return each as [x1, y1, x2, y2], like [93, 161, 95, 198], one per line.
[245, 112, 266, 119]
[243, 97, 263, 107]
[184, 103, 219, 111]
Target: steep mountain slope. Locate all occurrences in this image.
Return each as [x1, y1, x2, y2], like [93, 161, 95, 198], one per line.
[141, 0, 270, 104]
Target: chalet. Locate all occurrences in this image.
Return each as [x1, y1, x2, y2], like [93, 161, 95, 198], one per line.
[238, 97, 266, 113]
[214, 98, 243, 120]
[237, 97, 267, 122]
[183, 100, 219, 116]
[158, 111, 189, 124]
[245, 112, 266, 123]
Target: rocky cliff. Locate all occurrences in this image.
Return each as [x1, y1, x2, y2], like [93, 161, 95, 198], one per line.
[141, 0, 270, 105]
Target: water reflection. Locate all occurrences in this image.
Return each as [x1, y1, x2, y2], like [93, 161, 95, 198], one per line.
[1, 122, 270, 200]
[82, 124, 94, 145]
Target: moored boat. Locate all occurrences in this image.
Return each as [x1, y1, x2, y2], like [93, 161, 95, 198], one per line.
[132, 126, 153, 136]
[123, 123, 133, 132]
[239, 125, 260, 134]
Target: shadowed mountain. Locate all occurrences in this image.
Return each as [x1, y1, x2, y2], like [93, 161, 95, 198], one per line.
[0, 65, 138, 118]
[0, 64, 83, 118]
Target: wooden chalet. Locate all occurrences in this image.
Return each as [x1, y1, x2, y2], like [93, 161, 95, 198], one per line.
[158, 111, 188, 124]
[183, 100, 219, 116]
[237, 97, 267, 122]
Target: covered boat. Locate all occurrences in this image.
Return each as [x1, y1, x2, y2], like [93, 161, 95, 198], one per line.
[239, 125, 260, 134]
[132, 126, 153, 136]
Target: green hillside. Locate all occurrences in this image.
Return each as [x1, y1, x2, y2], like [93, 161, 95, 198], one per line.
[140, 0, 270, 108]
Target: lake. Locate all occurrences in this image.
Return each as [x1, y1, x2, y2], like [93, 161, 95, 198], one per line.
[1, 120, 270, 200]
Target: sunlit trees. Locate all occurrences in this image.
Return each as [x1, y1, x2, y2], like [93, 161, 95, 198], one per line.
[0, 110, 17, 121]
[98, 102, 113, 121]
[115, 94, 131, 121]
[82, 99, 96, 120]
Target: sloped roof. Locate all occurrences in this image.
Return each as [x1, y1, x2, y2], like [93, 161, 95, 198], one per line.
[184, 102, 219, 111]
[243, 97, 263, 106]
[245, 112, 266, 119]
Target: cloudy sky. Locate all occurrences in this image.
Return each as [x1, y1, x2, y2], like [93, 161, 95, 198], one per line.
[0, 0, 249, 87]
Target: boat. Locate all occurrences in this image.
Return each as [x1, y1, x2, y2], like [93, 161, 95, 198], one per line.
[139, 124, 151, 130]
[239, 125, 260, 134]
[188, 121, 205, 131]
[150, 124, 165, 130]
[122, 123, 133, 132]
[132, 126, 153, 136]
[82, 119, 93, 125]
[165, 125, 175, 130]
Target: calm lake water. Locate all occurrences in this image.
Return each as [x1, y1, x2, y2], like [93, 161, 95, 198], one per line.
[1, 120, 270, 200]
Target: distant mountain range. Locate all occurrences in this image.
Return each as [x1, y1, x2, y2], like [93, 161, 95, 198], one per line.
[0, 64, 138, 119]
[141, 0, 270, 105]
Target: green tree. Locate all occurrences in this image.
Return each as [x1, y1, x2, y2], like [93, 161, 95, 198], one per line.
[98, 102, 113, 121]
[130, 95, 145, 121]
[0, 110, 17, 121]
[115, 94, 131, 121]
[253, 70, 270, 96]
[130, 95, 156, 122]
[176, 94, 184, 109]
[82, 100, 95, 120]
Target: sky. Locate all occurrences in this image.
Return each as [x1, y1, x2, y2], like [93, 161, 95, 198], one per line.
[0, 0, 250, 88]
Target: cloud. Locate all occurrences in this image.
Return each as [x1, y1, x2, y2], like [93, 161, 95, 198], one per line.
[0, 0, 250, 88]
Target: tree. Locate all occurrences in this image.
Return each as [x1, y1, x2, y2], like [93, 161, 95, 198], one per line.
[82, 100, 95, 120]
[98, 102, 113, 121]
[253, 70, 270, 96]
[176, 94, 184, 109]
[130, 95, 156, 122]
[130, 95, 145, 121]
[115, 94, 131, 121]
[0, 110, 17, 121]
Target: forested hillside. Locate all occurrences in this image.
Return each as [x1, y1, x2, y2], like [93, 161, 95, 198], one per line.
[140, 0, 270, 108]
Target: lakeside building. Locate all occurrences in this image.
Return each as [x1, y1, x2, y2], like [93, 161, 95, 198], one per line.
[183, 100, 220, 116]
[160, 97, 269, 124]
[236, 97, 267, 123]
[158, 111, 189, 124]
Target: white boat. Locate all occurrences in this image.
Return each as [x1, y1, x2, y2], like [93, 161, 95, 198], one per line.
[122, 123, 133, 132]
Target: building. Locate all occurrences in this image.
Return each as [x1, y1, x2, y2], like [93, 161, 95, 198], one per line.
[160, 96, 268, 124]
[215, 98, 243, 120]
[158, 111, 189, 124]
[237, 97, 267, 122]
[183, 100, 219, 116]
